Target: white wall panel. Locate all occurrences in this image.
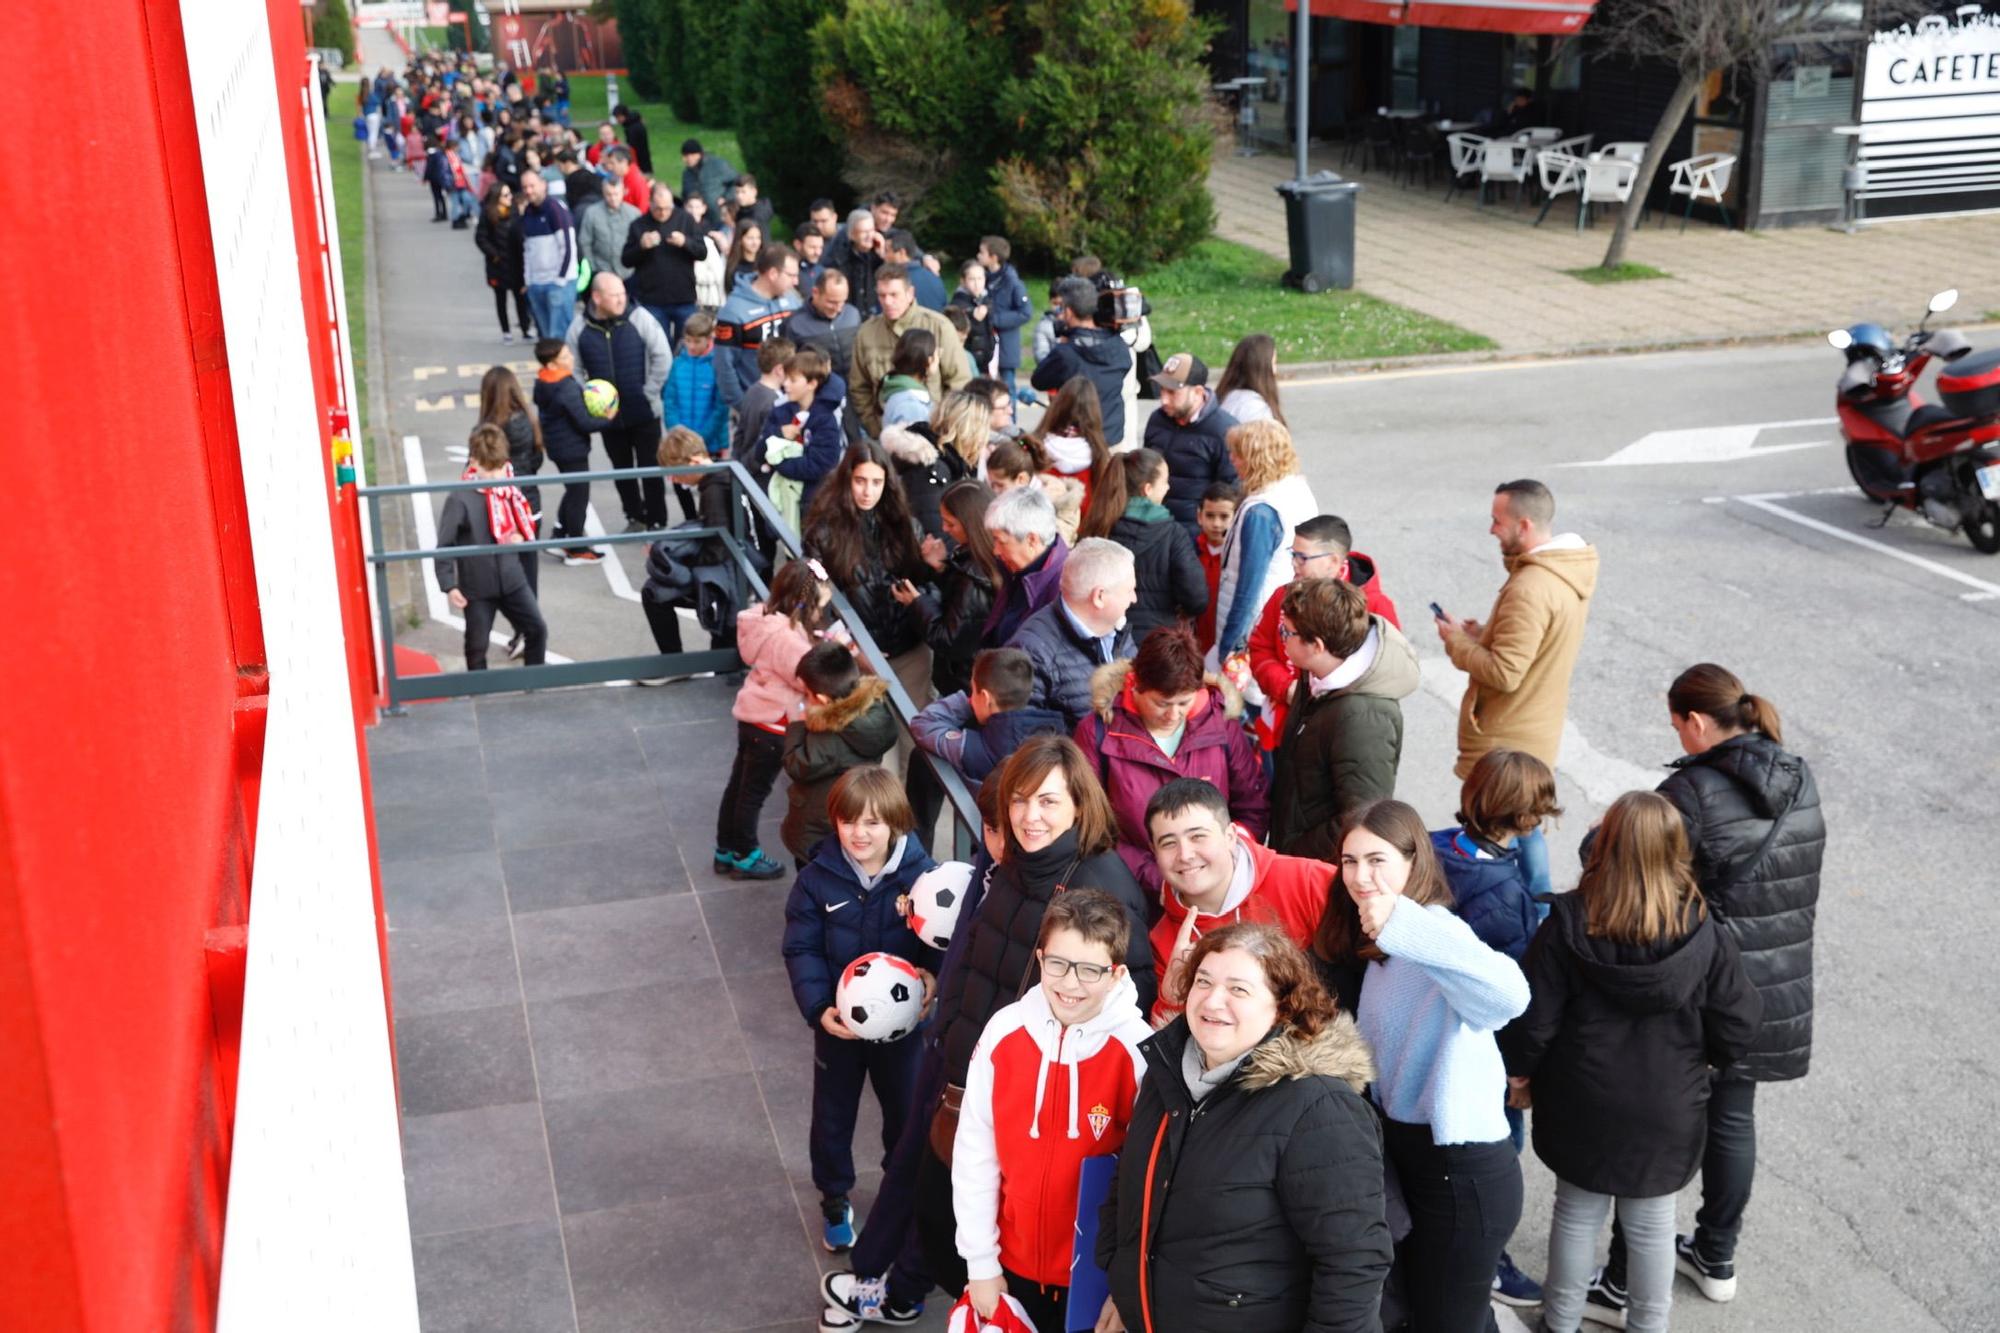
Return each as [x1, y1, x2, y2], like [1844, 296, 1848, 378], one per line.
[178, 3, 421, 1328]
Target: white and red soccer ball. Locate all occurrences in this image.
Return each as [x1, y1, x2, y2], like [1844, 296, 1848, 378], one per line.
[907, 861, 974, 950]
[835, 952, 924, 1041]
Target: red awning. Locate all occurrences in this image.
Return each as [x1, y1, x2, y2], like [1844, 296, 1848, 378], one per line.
[1285, 0, 1597, 35]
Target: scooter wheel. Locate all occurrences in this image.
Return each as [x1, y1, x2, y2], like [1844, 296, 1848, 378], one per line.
[1966, 500, 2000, 554]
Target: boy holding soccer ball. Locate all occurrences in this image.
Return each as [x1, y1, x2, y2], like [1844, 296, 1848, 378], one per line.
[951, 889, 1151, 1333]
[782, 767, 941, 1256]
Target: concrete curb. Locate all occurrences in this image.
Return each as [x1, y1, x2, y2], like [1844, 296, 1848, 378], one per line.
[357, 135, 421, 628]
[1275, 320, 2000, 382]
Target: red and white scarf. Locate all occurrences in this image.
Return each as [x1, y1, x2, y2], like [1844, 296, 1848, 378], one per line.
[464, 461, 538, 546]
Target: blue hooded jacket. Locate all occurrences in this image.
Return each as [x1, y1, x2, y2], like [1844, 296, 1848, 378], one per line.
[781, 832, 941, 1026]
[1430, 827, 1549, 963]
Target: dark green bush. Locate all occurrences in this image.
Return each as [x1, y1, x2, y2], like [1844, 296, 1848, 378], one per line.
[681, 1, 746, 127]
[731, 0, 851, 222]
[655, 0, 701, 122]
[612, 0, 663, 99]
[314, 0, 357, 64]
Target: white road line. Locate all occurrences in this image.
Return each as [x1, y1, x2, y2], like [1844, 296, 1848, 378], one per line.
[1705, 486, 1853, 503]
[1416, 655, 1662, 806]
[400, 434, 574, 663]
[1733, 494, 2000, 600]
[582, 503, 642, 602]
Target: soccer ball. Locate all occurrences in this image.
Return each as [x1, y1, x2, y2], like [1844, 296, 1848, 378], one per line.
[582, 378, 620, 418]
[907, 862, 975, 950]
[836, 952, 925, 1042]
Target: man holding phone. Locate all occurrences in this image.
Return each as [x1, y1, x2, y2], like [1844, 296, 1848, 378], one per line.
[1434, 479, 1598, 780]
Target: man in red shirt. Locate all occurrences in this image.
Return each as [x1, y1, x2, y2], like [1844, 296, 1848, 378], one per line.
[1143, 777, 1333, 1025]
[602, 145, 648, 212]
[1246, 513, 1399, 750]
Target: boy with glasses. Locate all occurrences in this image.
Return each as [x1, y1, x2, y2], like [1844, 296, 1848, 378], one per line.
[951, 890, 1151, 1333]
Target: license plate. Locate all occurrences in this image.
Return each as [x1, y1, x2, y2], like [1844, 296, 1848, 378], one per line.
[1979, 463, 2000, 501]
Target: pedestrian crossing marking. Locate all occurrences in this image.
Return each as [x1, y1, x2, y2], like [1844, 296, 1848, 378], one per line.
[412, 394, 484, 412]
[412, 366, 448, 381]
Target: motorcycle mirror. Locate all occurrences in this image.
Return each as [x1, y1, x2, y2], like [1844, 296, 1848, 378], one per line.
[1930, 288, 1959, 314]
[1827, 329, 1853, 350]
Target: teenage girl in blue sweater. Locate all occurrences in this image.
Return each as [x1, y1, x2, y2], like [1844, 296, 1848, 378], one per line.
[1328, 798, 1530, 1333]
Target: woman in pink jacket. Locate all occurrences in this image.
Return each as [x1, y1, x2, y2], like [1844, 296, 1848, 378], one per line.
[717, 559, 842, 880]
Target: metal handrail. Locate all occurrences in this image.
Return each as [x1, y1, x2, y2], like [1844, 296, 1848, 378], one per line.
[359, 460, 984, 858]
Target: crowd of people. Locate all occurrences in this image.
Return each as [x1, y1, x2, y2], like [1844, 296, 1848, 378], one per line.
[377, 52, 1829, 1333]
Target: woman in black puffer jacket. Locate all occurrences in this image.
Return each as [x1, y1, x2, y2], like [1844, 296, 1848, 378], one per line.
[910, 736, 1155, 1294]
[803, 439, 933, 712]
[1601, 662, 1825, 1305]
[1100, 922, 1390, 1333]
[900, 481, 999, 697]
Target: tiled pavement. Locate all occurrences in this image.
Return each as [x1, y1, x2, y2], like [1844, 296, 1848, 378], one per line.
[1209, 145, 2000, 358]
[371, 681, 925, 1333]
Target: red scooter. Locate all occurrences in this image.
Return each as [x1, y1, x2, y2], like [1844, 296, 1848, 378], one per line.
[1830, 288, 2000, 553]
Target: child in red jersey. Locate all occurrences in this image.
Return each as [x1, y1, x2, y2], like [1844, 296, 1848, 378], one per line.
[952, 890, 1152, 1333]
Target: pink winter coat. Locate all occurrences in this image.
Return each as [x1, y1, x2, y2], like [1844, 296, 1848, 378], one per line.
[732, 606, 816, 727]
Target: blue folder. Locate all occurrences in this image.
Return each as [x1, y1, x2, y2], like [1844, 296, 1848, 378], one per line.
[1067, 1153, 1118, 1332]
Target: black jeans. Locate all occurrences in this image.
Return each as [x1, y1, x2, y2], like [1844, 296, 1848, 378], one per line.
[811, 1028, 920, 1200]
[547, 450, 592, 545]
[1609, 1076, 1757, 1276]
[850, 1044, 947, 1306]
[461, 583, 547, 670]
[492, 284, 534, 336]
[602, 417, 666, 527]
[1002, 1269, 1068, 1332]
[642, 597, 684, 654]
[1381, 1119, 1522, 1333]
[715, 722, 785, 855]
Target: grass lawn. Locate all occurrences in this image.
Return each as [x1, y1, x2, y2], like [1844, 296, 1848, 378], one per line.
[1028, 240, 1492, 369]
[565, 74, 742, 173]
[326, 82, 371, 477]
[1564, 261, 1671, 285]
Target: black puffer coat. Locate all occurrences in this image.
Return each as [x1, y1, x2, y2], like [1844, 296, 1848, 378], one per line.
[1657, 733, 1825, 1082]
[1109, 498, 1208, 640]
[880, 423, 973, 541]
[1500, 893, 1763, 1196]
[911, 545, 995, 696]
[1099, 1016, 1392, 1333]
[935, 830, 1156, 1085]
[810, 510, 928, 658]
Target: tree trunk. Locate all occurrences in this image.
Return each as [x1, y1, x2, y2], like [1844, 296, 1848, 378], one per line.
[1600, 72, 1703, 269]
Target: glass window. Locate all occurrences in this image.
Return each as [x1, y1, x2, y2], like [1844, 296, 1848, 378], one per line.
[1391, 27, 1420, 110]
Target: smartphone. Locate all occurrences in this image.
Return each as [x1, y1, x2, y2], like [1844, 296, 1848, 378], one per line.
[1429, 601, 1446, 620]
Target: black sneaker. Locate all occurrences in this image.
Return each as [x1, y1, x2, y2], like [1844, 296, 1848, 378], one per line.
[1492, 1249, 1543, 1307]
[1675, 1233, 1737, 1303]
[1580, 1266, 1627, 1328]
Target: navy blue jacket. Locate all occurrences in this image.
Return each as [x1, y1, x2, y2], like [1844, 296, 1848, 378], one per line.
[909, 262, 949, 312]
[532, 373, 614, 463]
[762, 373, 847, 514]
[986, 264, 1034, 371]
[1010, 600, 1136, 731]
[781, 834, 941, 1026]
[1031, 325, 1133, 445]
[1431, 828, 1547, 963]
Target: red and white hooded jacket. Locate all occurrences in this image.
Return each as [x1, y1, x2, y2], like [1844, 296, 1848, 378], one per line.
[1149, 834, 1333, 1026]
[952, 973, 1152, 1289]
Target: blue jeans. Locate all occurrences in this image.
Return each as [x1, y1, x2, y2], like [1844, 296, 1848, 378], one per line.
[526, 283, 574, 340]
[449, 186, 477, 222]
[643, 302, 701, 347]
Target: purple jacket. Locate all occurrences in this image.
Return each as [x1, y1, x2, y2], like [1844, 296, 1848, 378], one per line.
[1072, 660, 1271, 893]
[981, 536, 1068, 648]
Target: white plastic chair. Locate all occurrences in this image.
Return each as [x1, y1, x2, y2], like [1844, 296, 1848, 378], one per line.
[1667, 152, 1737, 230]
[1598, 141, 1647, 164]
[1534, 150, 1586, 226]
[1478, 137, 1532, 205]
[1578, 156, 1638, 229]
[1517, 126, 1563, 145]
[1443, 132, 1488, 202]
[1539, 133, 1594, 165]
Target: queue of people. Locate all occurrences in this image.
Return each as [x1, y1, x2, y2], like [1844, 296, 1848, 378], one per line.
[384, 54, 1828, 1333]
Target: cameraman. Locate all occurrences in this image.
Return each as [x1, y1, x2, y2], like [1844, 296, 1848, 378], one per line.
[1030, 277, 1134, 446]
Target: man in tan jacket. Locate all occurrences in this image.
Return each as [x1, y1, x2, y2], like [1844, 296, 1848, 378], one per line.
[849, 262, 971, 437]
[1437, 479, 1598, 779]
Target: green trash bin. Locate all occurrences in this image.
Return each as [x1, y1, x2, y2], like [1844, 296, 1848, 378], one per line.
[1277, 171, 1360, 293]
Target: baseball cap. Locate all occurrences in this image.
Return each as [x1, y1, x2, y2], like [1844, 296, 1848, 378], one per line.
[1151, 352, 1208, 391]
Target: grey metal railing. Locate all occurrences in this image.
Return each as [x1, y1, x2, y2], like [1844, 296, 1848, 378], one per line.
[360, 460, 983, 857]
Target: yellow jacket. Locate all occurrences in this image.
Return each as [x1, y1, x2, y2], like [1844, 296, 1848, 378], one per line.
[1445, 536, 1598, 779]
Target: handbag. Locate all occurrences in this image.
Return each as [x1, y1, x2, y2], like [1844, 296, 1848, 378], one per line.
[928, 855, 1083, 1166]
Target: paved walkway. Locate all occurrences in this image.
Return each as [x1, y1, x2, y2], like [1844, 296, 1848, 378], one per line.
[1210, 146, 2000, 357]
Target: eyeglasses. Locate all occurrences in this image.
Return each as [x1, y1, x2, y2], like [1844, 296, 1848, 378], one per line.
[1289, 548, 1334, 565]
[1039, 954, 1112, 984]
[1277, 625, 1296, 643]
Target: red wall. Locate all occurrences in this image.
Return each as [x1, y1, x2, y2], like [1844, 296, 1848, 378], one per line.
[0, 4, 278, 1327]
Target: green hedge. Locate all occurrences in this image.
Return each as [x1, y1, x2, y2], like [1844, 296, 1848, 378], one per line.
[731, 0, 850, 223]
[314, 0, 357, 64]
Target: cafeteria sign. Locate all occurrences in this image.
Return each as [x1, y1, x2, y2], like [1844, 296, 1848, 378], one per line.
[1866, 4, 2000, 98]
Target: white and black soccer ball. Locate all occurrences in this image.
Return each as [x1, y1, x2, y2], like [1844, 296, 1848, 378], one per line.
[836, 952, 925, 1042]
[906, 861, 975, 950]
